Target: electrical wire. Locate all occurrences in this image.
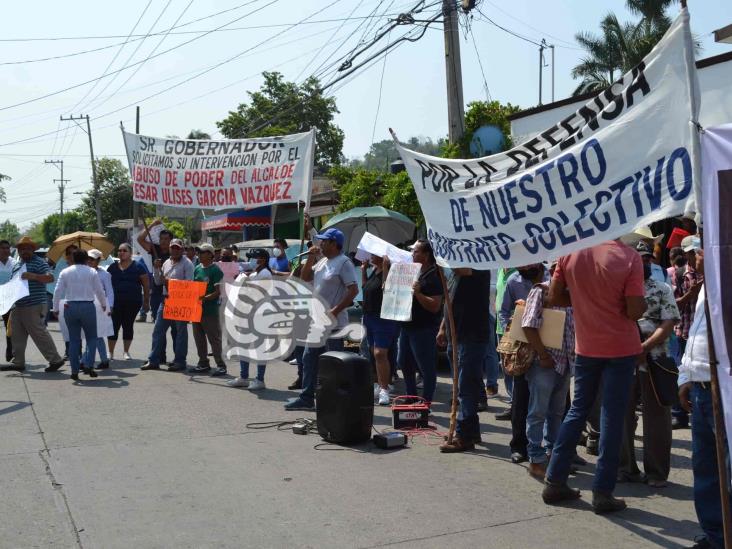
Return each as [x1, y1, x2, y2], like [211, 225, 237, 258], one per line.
[469, 25, 491, 101]
[369, 30, 391, 147]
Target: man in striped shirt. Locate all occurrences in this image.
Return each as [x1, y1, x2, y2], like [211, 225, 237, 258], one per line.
[1, 237, 64, 372]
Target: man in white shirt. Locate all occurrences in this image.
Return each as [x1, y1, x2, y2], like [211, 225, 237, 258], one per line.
[0, 239, 16, 362]
[52, 249, 108, 380]
[678, 247, 731, 549]
[87, 249, 114, 369]
[142, 239, 194, 372]
[285, 227, 358, 411]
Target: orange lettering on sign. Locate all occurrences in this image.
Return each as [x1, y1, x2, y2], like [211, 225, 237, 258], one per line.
[163, 280, 207, 322]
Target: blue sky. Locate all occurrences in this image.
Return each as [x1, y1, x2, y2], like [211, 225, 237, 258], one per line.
[1, 0, 730, 229]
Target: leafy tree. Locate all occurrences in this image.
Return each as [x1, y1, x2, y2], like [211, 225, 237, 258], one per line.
[144, 217, 186, 240]
[0, 172, 9, 203]
[355, 137, 447, 171]
[217, 71, 345, 171]
[41, 211, 87, 244]
[0, 219, 20, 243]
[187, 129, 211, 139]
[77, 158, 132, 243]
[572, 0, 678, 95]
[25, 222, 45, 246]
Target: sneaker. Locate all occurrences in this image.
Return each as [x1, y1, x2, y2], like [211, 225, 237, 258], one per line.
[288, 377, 303, 390]
[140, 362, 160, 371]
[167, 364, 185, 372]
[1, 364, 25, 372]
[374, 383, 380, 399]
[45, 360, 65, 372]
[210, 367, 227, 377]
[284, 397, 315, 411]
[96, 361, 110, 370]
[227, 377, 249, 388]
[123, 352, 132, 361]
[289, 358, 299, 365]
[190, 365, 211, 374]
[378, 388, 390, 406]
[248, 379, 266, 391]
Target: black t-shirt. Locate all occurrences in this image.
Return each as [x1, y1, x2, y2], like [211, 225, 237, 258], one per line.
[362, 269, 385, 315]
[150, 244, 170, 296]
[449, 269, 492, 343]
[406, 266, 442, 329]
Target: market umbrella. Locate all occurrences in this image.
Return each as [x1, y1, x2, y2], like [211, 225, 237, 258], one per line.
[321, 206, 416, 252]
[48, 231, 115, 263]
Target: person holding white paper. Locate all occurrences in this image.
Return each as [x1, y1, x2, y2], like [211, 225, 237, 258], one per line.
[0, 239, 16, 363]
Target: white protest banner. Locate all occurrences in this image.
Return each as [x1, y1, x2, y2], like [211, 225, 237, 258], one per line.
[0, 266, 29, 316]
[380, 263, 422, 321]
[395, 9, 700, 269]
[355, 232, 413, 264]
[700, 123, 732, 469]
[122, 129, 316, 210]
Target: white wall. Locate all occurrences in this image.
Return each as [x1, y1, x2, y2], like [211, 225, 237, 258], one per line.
[510, 57, 732, 144]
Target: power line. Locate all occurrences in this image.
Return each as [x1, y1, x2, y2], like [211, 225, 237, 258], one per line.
[469, 25, 491, 101]
[370, 30, 391, 146]
[474, 7, 542, 47]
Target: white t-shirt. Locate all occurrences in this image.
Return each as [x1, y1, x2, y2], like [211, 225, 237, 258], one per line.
[312, 254, 358, 329]
[0, 257, 16, 285]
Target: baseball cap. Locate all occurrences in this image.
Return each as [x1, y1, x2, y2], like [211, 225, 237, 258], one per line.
[87, 248, 103, 260]
[635, 241, 654, 257]
[199, 243, 215, 255]
[681, 236, 701, 253]
[313, 228, 345, 248]
[169, 238, 184, 248]
[246, 248, 269, 260]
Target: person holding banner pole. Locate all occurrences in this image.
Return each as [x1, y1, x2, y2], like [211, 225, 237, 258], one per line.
[141, 239, 193, 372]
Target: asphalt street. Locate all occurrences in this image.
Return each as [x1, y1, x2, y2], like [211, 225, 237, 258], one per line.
[0, 320, 699, 548]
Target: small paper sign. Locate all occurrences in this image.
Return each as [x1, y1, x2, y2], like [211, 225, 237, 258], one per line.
[163, 280, 207, 322]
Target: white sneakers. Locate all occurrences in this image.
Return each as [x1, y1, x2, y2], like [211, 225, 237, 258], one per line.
[378, 388, 390, 406]
[227, 377, 250, 388]
[374, 383, 380, 399]
[248, 379, 266, 391]
[123, 352, 132, 361]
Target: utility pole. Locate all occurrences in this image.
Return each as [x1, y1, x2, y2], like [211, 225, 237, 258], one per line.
[44, 160, 69, 233]
[60, 114, 103, 233]
[550, 43, 555, 103]
[443, 0, 465, 144]
[132, 106, 142, 232]
[538, 40, 546, 105]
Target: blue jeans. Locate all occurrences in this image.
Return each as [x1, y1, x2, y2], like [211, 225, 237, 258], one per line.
[96, 338, 108, 363]
[65, 302, 97, 375]
[546, 355, 635, 493]
[447, 342, 488, 440]
[300, 338, 344, 404]
[525, 361, 571, 464]
[147, 301, 188, 367]
[691, 384, 731, 548]
[240, 360, 266, 382]
[398, 324, 438, 403]
[294, 346, 304, 379]
[484, 330, 499, 390]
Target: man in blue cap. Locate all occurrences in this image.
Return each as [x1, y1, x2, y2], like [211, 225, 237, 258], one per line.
[285, 223, 358, 411]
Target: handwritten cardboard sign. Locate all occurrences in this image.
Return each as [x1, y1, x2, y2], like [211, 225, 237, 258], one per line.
[163, 280, 207, 322]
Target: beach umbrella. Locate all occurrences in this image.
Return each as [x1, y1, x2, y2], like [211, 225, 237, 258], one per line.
[47, 231, 115, 263]
[321, 206, 416, 252]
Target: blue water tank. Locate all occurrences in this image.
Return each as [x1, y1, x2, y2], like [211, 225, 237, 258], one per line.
[469, 125, 505, 157]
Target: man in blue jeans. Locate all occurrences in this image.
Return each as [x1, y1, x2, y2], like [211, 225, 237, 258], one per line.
[285, 226, 358, 411]
[543, 241, 646, 514]
[678, 248, 730, 549]
[439, 268, 491, 452]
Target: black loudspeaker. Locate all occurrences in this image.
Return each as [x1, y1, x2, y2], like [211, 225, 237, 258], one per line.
[316, 351, 373, 444]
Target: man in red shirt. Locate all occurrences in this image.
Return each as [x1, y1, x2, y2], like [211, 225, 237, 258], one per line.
[542, 241, 646, 514]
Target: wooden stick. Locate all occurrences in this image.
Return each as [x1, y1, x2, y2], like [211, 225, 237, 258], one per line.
[703, 284, 732, 549]
[438, 266, 460, 444]
[140, 217, 158, 261]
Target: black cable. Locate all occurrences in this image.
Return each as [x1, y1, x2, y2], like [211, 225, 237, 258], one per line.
[469, 25, 491, 101]
[474, 6, 543, 47]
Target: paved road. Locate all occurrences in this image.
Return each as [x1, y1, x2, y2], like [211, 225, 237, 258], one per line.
[0, 320, 699, 548]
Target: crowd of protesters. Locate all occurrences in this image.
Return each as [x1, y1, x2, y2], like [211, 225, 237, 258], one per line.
[0, 212, 726, 548]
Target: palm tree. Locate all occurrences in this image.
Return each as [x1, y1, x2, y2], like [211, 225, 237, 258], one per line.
[571, 0, 678, 95]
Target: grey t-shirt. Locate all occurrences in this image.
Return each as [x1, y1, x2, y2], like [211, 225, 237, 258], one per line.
[313, 254, 358, 328]
[154, 256, 194, 296]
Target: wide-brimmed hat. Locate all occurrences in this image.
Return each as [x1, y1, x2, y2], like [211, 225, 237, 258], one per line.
[620, 225, 664, 246]
[16, 236, 38, 250]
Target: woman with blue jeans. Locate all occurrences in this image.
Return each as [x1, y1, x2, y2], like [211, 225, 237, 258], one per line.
[227, 248, 272, 391]
[397, 240, 443, 406]
[52, 250, 108, 381]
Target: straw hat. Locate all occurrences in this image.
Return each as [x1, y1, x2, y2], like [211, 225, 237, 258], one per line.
[620, 225, 664, 246]
[15, 236, 39, 250]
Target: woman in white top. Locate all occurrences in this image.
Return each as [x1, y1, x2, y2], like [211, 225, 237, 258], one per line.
[227, 248, 272, 391]
[53, 250, 108, 381]
[87, 249, 114, 369]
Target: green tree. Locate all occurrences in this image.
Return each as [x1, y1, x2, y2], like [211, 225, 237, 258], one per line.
[356, 137, 447, 171]
[25, 221, 45, 246]
[40, 211, 87, 244]
[77, 158, 132, 243]
[572, 1, 678, 95]
[217, 72, 344, 171]
[0, 219, 20, 243]
[0, 172, 9, 203]
[187, 129, 211, 139]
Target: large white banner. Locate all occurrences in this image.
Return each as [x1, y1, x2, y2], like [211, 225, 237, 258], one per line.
[395, 9, 700, 269]
[0, 266, 29, 316]
[701, 123, 732, 467]
[122, 129, 316, 210]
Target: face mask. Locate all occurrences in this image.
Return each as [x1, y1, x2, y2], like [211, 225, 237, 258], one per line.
[221, 256, 232, 262]
[272, 248, 282, 258]
[249, 259, 258, 269]
[643, 263, 652, 280]
[519, 268, 540, 280]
